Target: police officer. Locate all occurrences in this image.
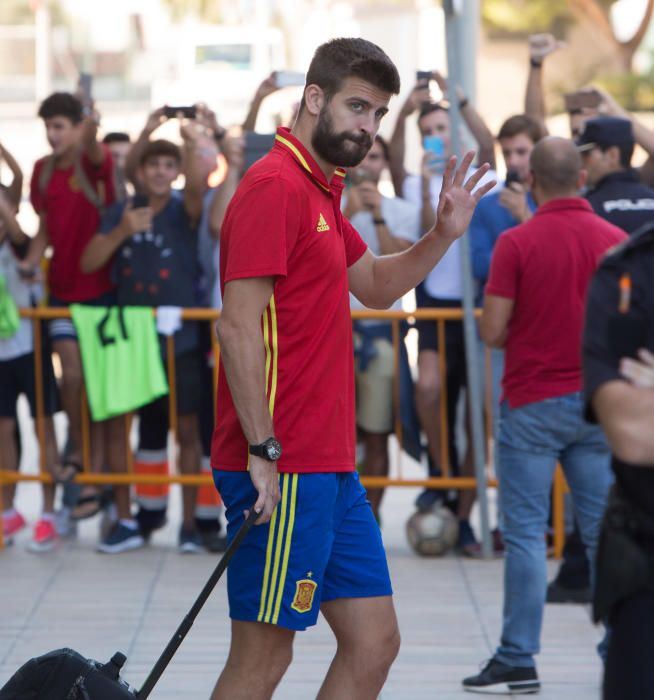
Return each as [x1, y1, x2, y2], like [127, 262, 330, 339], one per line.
[583, 222, 654, 700]
[578, 116, 654, 234]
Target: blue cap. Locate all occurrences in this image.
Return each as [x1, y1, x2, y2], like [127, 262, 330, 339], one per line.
[576, 116, 634, 152]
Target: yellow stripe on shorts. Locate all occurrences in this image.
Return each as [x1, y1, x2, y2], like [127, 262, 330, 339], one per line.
[257, 473, 298, 624]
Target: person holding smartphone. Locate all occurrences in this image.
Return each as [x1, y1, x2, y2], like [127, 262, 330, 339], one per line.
[81, 116, 206, 554]
[388, 73, 497, 532]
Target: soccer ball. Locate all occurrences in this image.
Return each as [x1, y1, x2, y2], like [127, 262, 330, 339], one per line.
[406, 505, 459, 556]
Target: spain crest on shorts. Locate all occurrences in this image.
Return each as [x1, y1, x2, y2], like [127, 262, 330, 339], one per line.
[291, 579, 318, 613]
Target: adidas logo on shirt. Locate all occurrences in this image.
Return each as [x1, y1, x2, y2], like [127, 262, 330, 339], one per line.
[316, 213, 330, 232]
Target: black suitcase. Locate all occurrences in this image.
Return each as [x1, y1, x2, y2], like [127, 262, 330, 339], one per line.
[0, 509, 258, 699]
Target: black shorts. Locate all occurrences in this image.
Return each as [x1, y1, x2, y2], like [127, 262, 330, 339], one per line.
[138, 350, 203, 450]
[416, 294, 466, 384]
[0, 352, 59, 418]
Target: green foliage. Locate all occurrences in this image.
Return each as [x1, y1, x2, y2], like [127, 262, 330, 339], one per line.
[482, 0, 571, 35]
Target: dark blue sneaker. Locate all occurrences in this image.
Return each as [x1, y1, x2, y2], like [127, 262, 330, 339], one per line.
[97, 523, 144, 554]
[178, 526, 204, 554]
[463, 658, 540, 694]
[458, 519, 482, 557]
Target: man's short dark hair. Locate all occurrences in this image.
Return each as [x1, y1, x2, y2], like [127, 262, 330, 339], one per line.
[301, 38, 400, 111]
[103, 132, 131, 145]
[37, 92, 83, 124]
[375, 135, 390, 162]
[139, 139, 181, 167]
[530, 137, 581, 195]
[418, 102, 449, 122]
[497, 115, 544, 144]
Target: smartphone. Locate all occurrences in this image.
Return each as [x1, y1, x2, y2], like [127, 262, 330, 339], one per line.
[273, 71, 305, 89]
[349, 168, 374, 186]
[564, 90, 601, 113]
[132, 193, 149, 209]
[416, 70, 433, 83]
[243, 132, 276, 173]
[163, 105, 197, 119]
[78, 72, 93, 108]
[505, 170, 521, 188]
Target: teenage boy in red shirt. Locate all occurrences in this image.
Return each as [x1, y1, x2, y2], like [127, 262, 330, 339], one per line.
[24, 92, 118, 517]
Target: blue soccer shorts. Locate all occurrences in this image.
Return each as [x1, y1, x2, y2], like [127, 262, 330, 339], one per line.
[212, 470, 393, 631]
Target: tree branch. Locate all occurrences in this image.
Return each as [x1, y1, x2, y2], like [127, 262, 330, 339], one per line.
[621, 0, 654, 53]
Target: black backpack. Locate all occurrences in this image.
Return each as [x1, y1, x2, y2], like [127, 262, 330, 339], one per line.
[0, 510, 257, 699]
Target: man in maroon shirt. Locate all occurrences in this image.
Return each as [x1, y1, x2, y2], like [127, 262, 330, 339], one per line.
[463, 138, 626, 694]
[24, 92, 117, 515]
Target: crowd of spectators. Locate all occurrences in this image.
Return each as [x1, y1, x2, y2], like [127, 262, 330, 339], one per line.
[2, 32, 654, 577]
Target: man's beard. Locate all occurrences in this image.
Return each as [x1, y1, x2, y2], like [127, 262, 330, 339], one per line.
[312, 106, 372, 168]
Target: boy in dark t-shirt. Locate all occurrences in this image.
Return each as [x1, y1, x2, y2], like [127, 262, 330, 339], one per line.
[82, 124, 206, 553]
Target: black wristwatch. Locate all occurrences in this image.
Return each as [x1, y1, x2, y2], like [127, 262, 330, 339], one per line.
[249, 437, 282, 462]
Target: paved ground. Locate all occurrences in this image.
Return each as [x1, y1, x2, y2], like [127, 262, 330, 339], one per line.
[1, 474, 603, 699]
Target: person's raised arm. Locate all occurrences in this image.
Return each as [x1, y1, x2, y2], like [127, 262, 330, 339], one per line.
[348, 152, 494, 309]
[524, 34, 564, 136]
[80, 105, 104, 167]
[125, 108, 165, 189]
[216, 276, 281, 523]
[18, 216, 49, 277]
[433, 72, 496, 170]
[180, 120, 205, 225]
[242, 74, 281, 133]
[389, 83, 430, 196]
[80, 203, 151, 273]
[593, 348, 654, 465]
[208, 136, 244, 240]
[0, 142, 23, 208]
[0, 190, 27, 246]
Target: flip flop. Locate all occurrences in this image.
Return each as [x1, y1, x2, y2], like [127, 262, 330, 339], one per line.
[52, 459, 84, 484]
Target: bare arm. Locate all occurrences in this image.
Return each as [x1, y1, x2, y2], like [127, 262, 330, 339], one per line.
[80, 107, 104, 167]
[0, 142, 23, 207]
[208, 136, 244, 240]
[480, 293, 515, 348]
[180, 122, 205, 225]
[348, 153, 494, 309]
[124, 108, 165, 189]
[80, 204, 152, 273]
[524, 34, 564, 135]
[22, 217, 49, 269]
[594, 86, 654, 159]
[593, 350, 654, 465]
[388, 83, 430, 196]
[242, 74, 280, 133]
[0, 192, 28, 246]
[216, 276, 281, 522]
[352, 182, 413, 255]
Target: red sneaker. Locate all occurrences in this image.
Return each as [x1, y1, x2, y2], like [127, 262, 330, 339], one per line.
[28, 518, 58, 553]
[2, 510, 26, 539]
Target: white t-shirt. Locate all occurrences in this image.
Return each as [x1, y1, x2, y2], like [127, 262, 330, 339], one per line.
[403, 168, 497, 300]
[347, 195, 421, 319]
[0, 239, 42, 361]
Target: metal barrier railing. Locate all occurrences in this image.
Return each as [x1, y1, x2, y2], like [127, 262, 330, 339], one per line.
[0, 307, 568, 554]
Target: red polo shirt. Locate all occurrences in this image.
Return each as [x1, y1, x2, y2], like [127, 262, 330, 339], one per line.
[486, 198, 626, 408]
[211, 127, 368, 472]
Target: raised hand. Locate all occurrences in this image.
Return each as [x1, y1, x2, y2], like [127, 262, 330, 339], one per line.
[433, 151, 495, 242]
[528, 33, 565, 64]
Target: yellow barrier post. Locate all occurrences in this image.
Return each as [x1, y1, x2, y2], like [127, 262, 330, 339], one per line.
[552, 465, 567, 559]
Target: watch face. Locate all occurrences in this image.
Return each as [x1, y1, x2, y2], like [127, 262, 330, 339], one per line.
[266, 439, 282, 461]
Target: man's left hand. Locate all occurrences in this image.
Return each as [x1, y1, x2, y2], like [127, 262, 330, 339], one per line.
[433, 151, 495, 241]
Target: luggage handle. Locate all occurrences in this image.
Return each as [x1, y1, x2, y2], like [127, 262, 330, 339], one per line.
[137, 507, 260, 698]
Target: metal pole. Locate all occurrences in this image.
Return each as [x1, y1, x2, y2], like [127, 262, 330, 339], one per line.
[34, 0, 52, 101]
[443, 0, 492, 559]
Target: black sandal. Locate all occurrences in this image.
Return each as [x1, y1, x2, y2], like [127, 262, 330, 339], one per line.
[52, 459, 84, 484]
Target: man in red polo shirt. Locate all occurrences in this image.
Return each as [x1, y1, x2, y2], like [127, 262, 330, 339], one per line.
[462, 138, 626, 694]
[211, 38, 494, 700]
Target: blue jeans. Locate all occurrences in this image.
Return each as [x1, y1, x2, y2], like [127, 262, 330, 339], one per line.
[494, 392, 612, 668]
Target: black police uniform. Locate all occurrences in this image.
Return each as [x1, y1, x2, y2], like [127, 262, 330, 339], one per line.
[583, 222, 654, 700]
[586, 169, 654, 235]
